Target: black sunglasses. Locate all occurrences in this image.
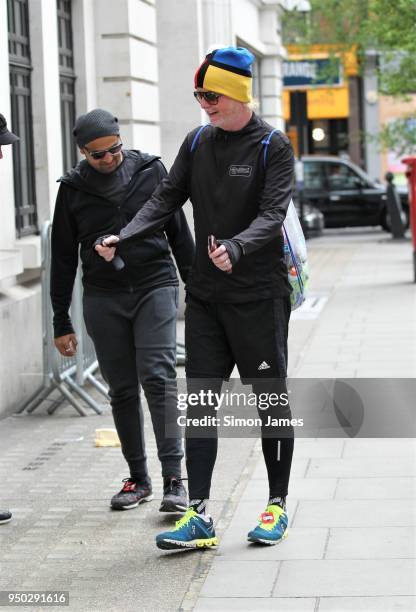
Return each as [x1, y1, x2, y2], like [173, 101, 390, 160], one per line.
[193, 91, 222, 105]
[85, 141, 123, 160]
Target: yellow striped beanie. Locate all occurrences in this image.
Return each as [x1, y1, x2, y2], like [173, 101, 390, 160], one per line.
[194, 47, 254, 103]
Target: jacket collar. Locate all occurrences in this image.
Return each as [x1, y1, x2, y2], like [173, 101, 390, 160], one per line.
[57, 149, 160, 196]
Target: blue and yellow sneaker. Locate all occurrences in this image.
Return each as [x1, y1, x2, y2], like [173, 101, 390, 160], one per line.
[247, 504, 288, 545]
[156, 508, 218, 550]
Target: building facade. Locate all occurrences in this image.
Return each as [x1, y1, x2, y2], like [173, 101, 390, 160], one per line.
[281, 45, 364, 167]
[0, 0, 286, 416]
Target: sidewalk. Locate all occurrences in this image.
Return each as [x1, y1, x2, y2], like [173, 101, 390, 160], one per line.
[0, 228, 415, 612]
[191, 228, 416, 611]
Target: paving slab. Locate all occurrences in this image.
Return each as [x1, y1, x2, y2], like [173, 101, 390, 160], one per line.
[335, 477, 416, 499]
[318, 596, 416, 610]
[199, 559, 280, 598]
[293, 499, 415, 527]
[194, 597, 317, 611]
[325, 527, 416, 559]
[342, 439, 416, 458]
[273, 559, 415, 597]
[306, 456, 415, 479]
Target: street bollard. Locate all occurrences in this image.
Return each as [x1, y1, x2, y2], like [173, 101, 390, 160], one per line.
[402, 157, 416, 282]
[385, 172, 405, 238]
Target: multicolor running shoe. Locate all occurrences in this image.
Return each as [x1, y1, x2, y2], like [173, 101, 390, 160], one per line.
[247, 504, 288, 545]
[110, 478, 153, 510]
[156, 508, 218, 550]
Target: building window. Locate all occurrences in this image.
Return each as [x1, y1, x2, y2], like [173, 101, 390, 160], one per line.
[57, 0, 77, 171]
[8, 0, 37, 237]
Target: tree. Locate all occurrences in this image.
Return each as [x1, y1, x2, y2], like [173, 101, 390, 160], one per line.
[282, 0, 416, 154]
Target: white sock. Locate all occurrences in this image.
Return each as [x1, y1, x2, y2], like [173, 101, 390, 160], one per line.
[189, 498, 208, 515]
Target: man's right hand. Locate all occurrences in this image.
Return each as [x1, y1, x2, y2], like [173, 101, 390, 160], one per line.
[94, 235, 120, 262]
[54, 333, 78, 357]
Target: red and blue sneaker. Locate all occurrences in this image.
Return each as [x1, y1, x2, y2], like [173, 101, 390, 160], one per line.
[247, 504, 288, 545]
[156, 508, 218, 550]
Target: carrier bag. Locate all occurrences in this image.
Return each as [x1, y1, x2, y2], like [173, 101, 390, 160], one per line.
[282, 199, 309, 310]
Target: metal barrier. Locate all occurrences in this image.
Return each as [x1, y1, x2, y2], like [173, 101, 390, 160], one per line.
[18, 221, 187, 416]
[18, 221, 108, 416]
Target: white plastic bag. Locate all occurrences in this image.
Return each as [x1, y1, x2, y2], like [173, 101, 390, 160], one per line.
[282, 200, 309, 310]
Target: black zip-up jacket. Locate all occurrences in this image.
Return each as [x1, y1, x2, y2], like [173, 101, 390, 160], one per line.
[116, 114, 294, 303]
[51, 150, 195, 337]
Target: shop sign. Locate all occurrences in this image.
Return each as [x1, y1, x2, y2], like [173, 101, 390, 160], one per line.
[283, 58, 342, 88]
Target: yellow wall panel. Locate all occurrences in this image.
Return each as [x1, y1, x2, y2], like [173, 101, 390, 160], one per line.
[307, 87, 349, 119]
[282, 90, 290, 121]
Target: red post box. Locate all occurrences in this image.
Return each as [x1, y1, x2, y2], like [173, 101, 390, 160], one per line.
[402, 157, 416, 282]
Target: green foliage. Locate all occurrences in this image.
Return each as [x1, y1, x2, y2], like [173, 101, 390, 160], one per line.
[377, 117, 416, 157]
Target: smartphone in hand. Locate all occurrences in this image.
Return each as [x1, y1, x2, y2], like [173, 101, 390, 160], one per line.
[208, 234, 231, 274]
[208, 234, 218, 253]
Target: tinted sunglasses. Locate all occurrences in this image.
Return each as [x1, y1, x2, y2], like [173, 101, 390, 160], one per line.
[193, 91, 222, 105]
[85, 141, 123, 160]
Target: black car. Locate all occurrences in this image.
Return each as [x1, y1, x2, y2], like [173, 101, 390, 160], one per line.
[296, 155, 409, 231]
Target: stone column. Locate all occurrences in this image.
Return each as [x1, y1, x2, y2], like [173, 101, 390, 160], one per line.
[202, 0, 233, 51]
[157, 0, 204, 168]
[259, 1, 285, 129]
[72, 0, 98, 113]
[28, 0, 63, 223]
[94, 0, 161, 154]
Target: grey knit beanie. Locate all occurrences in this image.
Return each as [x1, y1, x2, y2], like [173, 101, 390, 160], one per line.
[73, 108, 120, 147]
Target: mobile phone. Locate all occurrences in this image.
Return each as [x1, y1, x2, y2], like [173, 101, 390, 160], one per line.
[103, 240, 125, 271]
[208, 234, 218, 253]
[208, 234, 232, 274]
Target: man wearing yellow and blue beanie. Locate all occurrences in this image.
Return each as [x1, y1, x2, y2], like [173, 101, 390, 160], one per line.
[194, 46, 254, 103]
[96, 46, 295, 551]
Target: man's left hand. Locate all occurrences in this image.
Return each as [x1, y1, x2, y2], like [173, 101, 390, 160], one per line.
[209, 244, 233, 273]
[208, 239, 242, 273]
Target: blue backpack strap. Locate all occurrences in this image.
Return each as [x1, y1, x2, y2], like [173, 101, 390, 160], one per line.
[261, 128, 279, 169]
[190, 124, 210, 153]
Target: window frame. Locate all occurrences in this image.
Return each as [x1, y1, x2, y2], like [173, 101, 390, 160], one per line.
[8, 0, 38, 238]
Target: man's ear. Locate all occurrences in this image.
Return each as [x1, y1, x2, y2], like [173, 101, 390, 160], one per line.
[79, 147, 85, 155]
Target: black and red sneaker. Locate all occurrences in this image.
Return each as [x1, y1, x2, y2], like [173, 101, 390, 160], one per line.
[159, 477, 188, 513]
[111, 478, 153, 510]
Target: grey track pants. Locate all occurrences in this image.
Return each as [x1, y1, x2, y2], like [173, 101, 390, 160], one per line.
[83, 285, 183, 482]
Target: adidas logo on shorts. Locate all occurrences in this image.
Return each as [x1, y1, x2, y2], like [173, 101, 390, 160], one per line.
[258, 361, 271, 371]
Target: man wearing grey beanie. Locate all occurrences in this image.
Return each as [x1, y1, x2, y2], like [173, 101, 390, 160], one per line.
[50, 108, 194, 513]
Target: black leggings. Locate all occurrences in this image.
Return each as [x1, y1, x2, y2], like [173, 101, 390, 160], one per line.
[184, 295, 294, 500]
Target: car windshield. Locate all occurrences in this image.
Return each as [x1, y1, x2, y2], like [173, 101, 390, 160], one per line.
[343, 161, 374, 185]
[327, 163, 361, 189]
[303, 158, 375, 190]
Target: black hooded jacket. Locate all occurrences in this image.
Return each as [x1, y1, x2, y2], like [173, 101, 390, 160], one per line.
[50, 150, 195, 337]
[116, 114, 294, 303]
